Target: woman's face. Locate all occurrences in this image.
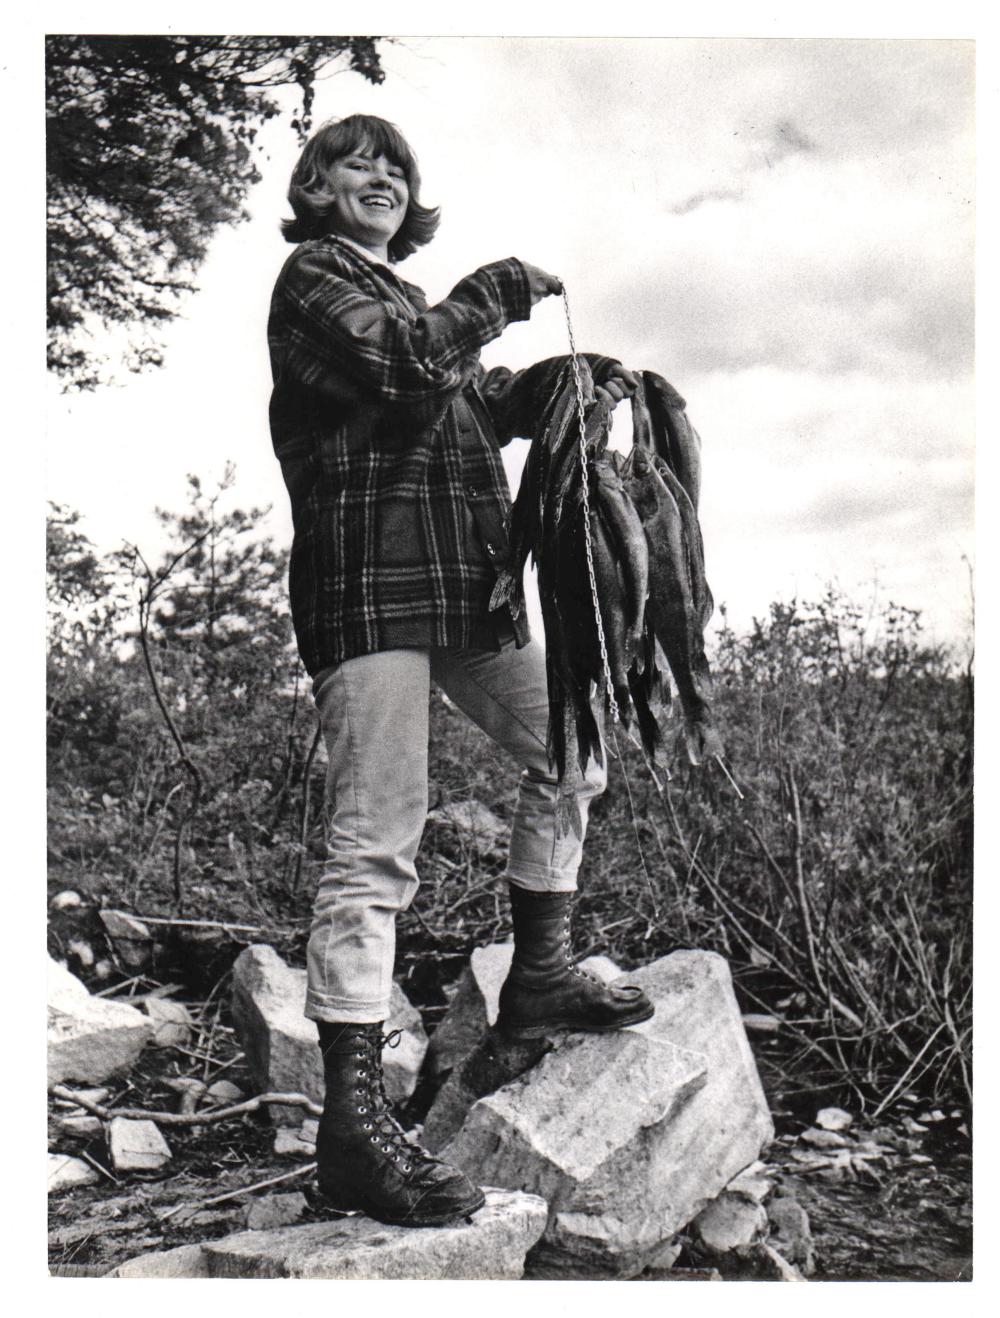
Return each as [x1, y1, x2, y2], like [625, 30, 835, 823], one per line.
[324, 145, 409, 255]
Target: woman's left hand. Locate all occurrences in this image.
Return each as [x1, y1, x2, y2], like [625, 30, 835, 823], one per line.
[594, 366, 639, 408]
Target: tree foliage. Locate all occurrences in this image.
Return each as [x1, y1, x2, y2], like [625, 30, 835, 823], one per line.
[46, 35, 386, 389]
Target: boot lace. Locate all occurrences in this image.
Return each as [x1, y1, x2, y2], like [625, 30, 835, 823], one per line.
[561, 911, 600, 984]
[353, 1028, 439, 1175]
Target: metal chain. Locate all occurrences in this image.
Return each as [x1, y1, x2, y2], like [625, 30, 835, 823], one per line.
[561, 286, 620, 724]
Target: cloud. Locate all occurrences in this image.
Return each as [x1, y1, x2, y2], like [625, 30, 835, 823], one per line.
[670, 187, 744, 216]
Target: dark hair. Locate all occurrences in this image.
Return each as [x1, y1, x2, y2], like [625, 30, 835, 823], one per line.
[281, 114, 440, 260]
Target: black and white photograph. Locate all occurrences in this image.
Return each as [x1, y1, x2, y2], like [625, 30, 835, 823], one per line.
[35, 9, 980, 1290]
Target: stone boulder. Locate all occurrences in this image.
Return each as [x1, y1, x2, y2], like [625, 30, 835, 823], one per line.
[47, 957, 152, 1085]
[201, 1187, 547, 1279]
[438, 950, 774, 1278]
[426, 941, 623, 1084]
[230, 944, 427, 1124]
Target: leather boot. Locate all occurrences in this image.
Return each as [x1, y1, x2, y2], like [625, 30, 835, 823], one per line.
[496, 887, 655, 1038]
[315, 1021, 485, 1227]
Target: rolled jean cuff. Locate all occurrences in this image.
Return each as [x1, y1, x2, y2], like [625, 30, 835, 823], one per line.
[504, 862, 579, 894]
[305, 991, 391, 1025]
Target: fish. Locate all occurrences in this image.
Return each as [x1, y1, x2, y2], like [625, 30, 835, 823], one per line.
[592, 454, 649, 661]
[490, 360, 593, 617]
[643, 370, 702, 510]
[623, 443, 723, 765]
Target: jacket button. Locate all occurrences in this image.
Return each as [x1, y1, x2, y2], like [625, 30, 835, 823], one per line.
[467, 485, 478, 498]
[485, 542, 497, 556]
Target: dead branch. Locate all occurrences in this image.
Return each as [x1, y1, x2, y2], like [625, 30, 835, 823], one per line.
[49, 1083, 323, 1125]
[160, 1163, 317, 1220]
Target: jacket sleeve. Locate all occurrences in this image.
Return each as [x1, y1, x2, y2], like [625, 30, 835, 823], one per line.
[278, 244, 533, 404]
[479, 353, 624, 444]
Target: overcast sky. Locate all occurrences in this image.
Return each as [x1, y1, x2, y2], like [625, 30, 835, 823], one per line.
[45, 35, 975, 646]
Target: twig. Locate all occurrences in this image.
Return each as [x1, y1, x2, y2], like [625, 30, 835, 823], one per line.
[160, 1163, 317, 1220]
[78, 1149, 120, 1185]
[103, 911, 264, 934]
[49, 1083, 323, 1126]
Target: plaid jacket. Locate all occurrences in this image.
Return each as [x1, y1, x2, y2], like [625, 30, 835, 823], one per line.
[268, 235, 618, 676]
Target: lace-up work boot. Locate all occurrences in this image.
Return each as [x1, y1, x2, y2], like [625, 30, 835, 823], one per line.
[315, 1021, 485, 1227]
[496, 887, 655, 1039]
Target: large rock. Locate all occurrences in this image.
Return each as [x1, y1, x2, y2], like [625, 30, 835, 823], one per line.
[426, 942, 622, 1083]
[439, 950, 774, 1277]
[425, 942, 513, 1083]
[47, 957, 152, 1085]
[230, 944, 427, 1124]
[201, 1188, 547, 1279]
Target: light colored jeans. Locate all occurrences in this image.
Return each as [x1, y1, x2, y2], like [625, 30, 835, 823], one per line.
[305, 637, 607, 1023]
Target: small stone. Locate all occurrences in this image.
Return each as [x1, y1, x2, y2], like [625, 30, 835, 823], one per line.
[725, 1161, 773, 1204]
[206, 1079, 244, 1105]
[51, 890, 84, 910]
[93, 960, 114, 981]
[694, 1192, 768, 1253]
[67, 939, 95, 968]
[55, 1114, 103, 1139]
[800, 1127, 849, 1149]
[164, 1077, 207, 1113]
[243, 1192, 308, 1231]
[99, 910, 152, 941]
[815, 1106, 853, 1131]
[754, 1241, 806, 1281]
[48, 1153, 99, 1193]
[902, 1116, 928, 1135]
[107, 1117, 172, 1172]
[741, 1013, 781, 1033]
[767, 1193, 815, 1276]
[274, 1126, 316, 1157]
[144, 997, 193, 1048]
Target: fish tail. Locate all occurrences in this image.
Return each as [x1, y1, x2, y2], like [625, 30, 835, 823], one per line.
[489, 570, 522, 618]
[683, 717, 726, 766]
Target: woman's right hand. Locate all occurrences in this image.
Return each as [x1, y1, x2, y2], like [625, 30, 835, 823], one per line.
[521, 262, 563, 306]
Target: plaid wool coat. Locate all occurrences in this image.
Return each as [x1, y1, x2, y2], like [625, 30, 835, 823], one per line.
[267, 235, 619, 676]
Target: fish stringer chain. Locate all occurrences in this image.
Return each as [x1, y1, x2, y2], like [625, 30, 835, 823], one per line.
[561, 285, 620, 725]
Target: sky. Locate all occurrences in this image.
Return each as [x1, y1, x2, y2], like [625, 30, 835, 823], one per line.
[43, 33, 976, 648]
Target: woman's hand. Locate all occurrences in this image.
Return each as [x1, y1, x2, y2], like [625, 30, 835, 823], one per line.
[521, 262, 563, 305]
[595, 366, 639, 408]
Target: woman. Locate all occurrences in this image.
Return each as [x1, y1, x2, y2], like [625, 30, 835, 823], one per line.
[268, 114, 654, 1228]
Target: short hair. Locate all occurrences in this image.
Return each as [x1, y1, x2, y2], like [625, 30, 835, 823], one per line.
[281, 114, 440, 260]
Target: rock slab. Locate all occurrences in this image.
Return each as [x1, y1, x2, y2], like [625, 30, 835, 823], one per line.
[442, 1027, 708, 1277]
[47, 957, 153, 1085]
[230, 944, 427, 1123]
[107, 1117, 172, 1171]
[202, 1187, 548, 1279]
[442, 950, 774, 1277]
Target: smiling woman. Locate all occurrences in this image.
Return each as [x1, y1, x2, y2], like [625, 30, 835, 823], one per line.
[266, 112, 649, 1231]
[281, 114, 439, 260]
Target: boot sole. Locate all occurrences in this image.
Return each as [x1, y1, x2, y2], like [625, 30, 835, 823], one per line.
[498, 1000, 655, 1040]
[313, 1185, 487, 1229]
